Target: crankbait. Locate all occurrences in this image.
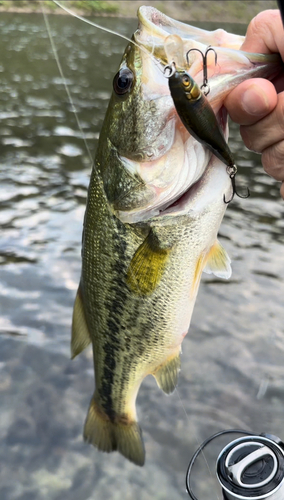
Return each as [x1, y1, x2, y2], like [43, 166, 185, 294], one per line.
[165, 62, 250, 204]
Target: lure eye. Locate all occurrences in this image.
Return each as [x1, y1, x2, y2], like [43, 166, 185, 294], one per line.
[113, 68, 134, 95]
[182, 75, 191, 88]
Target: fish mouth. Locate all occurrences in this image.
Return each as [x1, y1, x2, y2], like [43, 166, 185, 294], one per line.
[117, 106, 229, 224]
[155, 106, 231, 218]
[157, 106, 230, 217]
[114, 7, 282, 225]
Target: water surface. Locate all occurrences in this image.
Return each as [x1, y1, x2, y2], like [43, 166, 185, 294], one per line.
[1, 12, 284, 500]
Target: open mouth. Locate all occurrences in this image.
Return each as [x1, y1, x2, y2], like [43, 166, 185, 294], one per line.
[158, 168, 207, 216]
[117, 105, 228, 224]
[157, 105, 229, 216]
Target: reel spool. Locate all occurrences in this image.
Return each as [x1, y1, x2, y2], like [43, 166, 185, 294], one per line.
[186, 431, 284, 500]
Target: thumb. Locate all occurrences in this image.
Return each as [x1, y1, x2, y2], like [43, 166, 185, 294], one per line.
[224, 78, 277, 125]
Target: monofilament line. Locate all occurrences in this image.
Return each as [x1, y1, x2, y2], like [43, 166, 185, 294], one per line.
[41, 5, 93, 165]
[175, 387, 221, 500]
[41, 3, 157, 310]
[52, 0, 165, 74]
[41, 2, 120, 219]
[53, 1, 154, 60]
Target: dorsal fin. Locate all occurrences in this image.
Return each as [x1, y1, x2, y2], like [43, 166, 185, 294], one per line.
[71, 285, 91, 359]
[203, 240, 231, 279]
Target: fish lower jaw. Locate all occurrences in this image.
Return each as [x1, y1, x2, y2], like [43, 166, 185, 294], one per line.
[117, 149, 220, 223]
[154, 105, 231, 217]
[156, 154, 232, 219]
[158, 177, 204, 216]
[156, 161, 212, 218]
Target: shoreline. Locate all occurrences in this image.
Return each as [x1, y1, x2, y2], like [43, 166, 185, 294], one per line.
[0, 1, 278, 24]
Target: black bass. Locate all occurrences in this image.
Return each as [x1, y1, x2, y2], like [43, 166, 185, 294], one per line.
[71, 7, 281, 466]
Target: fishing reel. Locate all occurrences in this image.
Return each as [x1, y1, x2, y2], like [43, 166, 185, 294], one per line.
[186, 430, 284, 500]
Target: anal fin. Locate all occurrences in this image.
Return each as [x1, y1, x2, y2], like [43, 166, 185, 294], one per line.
[71, 284, 91, 359]
[203, 240, 231, 279]
[153, 353, 181, 395]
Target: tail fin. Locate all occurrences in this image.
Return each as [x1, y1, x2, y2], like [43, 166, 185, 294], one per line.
[83, 397, 145, 466]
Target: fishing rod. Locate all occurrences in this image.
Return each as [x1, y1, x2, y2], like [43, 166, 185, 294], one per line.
[186, 429, 284, 500]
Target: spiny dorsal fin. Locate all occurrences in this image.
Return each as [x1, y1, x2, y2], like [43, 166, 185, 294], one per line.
[127, 229, 171, 295]
[153, 353, 181, 395]
[203, 240, 231, 279]
[71, 285, 91, 359]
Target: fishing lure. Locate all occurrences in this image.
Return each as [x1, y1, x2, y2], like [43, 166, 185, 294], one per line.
[165, 61, 249, 204]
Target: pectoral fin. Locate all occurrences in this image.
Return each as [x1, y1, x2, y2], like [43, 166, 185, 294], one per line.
[71, 285, 91, 359]
[153, 353, 181, 394]
[203, 240, 231, 279]
[127, 229, 171, 295]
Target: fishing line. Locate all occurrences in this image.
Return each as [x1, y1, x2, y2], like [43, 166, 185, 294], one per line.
[52, 0, 165, 74]
[41, 3, 150, 296]
[175, 386, 221, 500]
[185, 429, 254, 500]
[41, 5, 93, 165]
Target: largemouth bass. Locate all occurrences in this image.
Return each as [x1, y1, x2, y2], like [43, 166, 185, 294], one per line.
[71, 7, 281, 466]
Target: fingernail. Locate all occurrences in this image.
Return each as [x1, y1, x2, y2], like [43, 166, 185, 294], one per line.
[242, 85, 270, 115]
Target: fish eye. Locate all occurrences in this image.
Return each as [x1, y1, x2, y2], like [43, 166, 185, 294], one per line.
[113, 68, 134, 96]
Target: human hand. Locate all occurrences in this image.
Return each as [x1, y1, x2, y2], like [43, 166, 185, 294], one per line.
[224, 10, 284, 198]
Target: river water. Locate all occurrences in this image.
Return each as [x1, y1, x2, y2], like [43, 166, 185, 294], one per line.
[1, 10, 284, 500]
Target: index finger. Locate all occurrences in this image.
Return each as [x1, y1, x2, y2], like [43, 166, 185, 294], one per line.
[241, 9, 284, 59]
[225, 9, 283, 126]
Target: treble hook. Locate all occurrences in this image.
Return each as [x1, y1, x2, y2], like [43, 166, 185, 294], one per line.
[186, 46, 217, 96]
[223, 165, 250, 204]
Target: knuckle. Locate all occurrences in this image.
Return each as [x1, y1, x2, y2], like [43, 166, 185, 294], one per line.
[276, 96, 284, 133]
[262, 141, 284, 180]
[246, 12, 267, 38]
[247, 10, 279, 36]
[245, 10, 280, 50]
[240, 126, 258, 153]
[262, 149, 272, 174]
